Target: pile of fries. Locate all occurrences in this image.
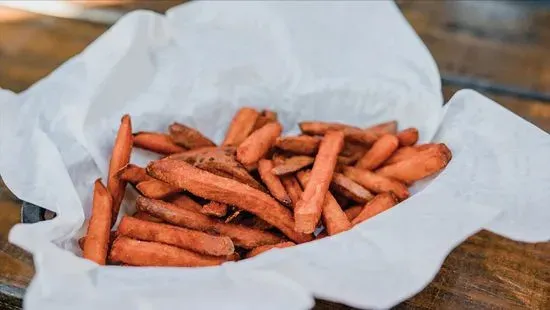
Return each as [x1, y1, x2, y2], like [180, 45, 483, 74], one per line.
[81, 108, 452, 267]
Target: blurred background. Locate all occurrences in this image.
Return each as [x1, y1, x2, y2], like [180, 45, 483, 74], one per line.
[1, 1, 549, 310]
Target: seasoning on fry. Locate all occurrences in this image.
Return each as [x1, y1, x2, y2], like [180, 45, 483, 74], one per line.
[271, 156, 314, 176]
[330, 173, 374, 203]
[294, 131, 344, 234]
[396, 128, 419, 146]
[258, 159, 292, 206]
[83, 179, 113, 265]
[201, 201, 228, 217]
[356, 134, 399, 170]
[343, 166, 409, 200]
[147, 159, 312, 243]
[107, 114, 133, 224]
[280, 175, 303, 209]
[246, 242, 295, 258]
[351, 193, 398, 225]
[133, 131, 186, 155]
[115, 164, 153, 184]
[168, 194, 203, 213]
[133, 211, 164, 223]
[299, 122, 378, 145]
[236, 122, 283, 166]
[136, 179, 180, 199]
[223, 107, 261, 146]
[169, 122, 216, 149]
[274, 135, 321, 155]
[118, 216, 234, 256]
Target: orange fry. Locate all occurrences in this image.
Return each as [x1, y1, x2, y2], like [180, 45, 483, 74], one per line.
[343, 166, 409, 200]
[296, 170, 351, 236]
[330, 173, 374, 203]
[356, 134, 399, 170]
[365, 120, 397, 136]
[118, 216, 234, 256]
[271, 156, 314, 176]
[344, 205, 363, 221]
[375, 144, 452, 183]
[201, 201, 228, 217]
[396, 128, 419, 146]
[223, 107, 261, 146]
[79, 231, 117, 251]
[109, 236, 232, 267]
[280, 175, 303, 209]
[115, 164, 153, 184]
[246, 242, 295, 258]
[274, 135, 321, 155]
[83, 179, 113, 265]
[168, 194, 203, 213]
[257, 159, 291, 206]
[382, 146, 419, 166]
[294, 131, 344, 233]
[133, 211, 164, 223]
[136, 179, 180, 199]
[136, 196, 285, 249]
[237, 122, 283, 166]
[299, 122, 378, 145]
[169, 122, 216, 149]
[253, 109, 278, 131]
[133, 131, 186, 155]
[107, 114, 133, 224]
[147, 159, 312, 243]
[351, 193, 398, 225]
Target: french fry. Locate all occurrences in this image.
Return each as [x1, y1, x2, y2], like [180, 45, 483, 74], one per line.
[168, 194, 203, 213]
[294, 131, 344, 233]
[79, 231, 117, 251]
[365, 120, 397, 136]
[351, 193, 398, 225]
[133, 131, 186, 155]
[136, 179, 180, 199]
[169, 122, 216, 149]
[274, 135, 321, 155]
[375, 144, 452, 183]
[382, 146, 418, 166]
[330, 173, 374, 203]
[109, 236, 232, 267]
[136, 196, 286, 249]
[356, 134, 399, 170]
[343, 166, 410, 200]
[118, 216, 234, 256]
[299, 122, 378, 145]
[223, 107, 261, 146]
[147, 159, 312, 243]
[396, 128, 419, 146]
[296, 170, 351, 236]
[246, 242, 295, 258]
[344, 205, 363, 221]
[236, 122, 283, 166]
[201, 201, 228, 217]
[253, 109, 278, 131]
[340, 142, 369, 158]
[271, 156, 314, 176]
[115, 164, 153, 184]
[133, 211, 164, 223]
[256, 159, 292, 206]
[83, 179, 113, 265]
[107, 114, 133, 224]
[280, 175, 303, 209]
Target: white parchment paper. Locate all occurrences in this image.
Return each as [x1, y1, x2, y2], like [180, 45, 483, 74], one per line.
[0, 1, 549, 309]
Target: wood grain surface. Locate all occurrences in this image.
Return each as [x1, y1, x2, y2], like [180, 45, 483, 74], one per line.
[0, 1, 549, 309]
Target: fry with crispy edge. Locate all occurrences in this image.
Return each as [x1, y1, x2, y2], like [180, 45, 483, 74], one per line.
[296, 170, 351, 236]
[351, 193, 398, 225]
[294, 131, 344, 234]
[83, 179, 113, 265]
[396, 128, 419, 146]
[237, 122, 283, 165]
[299, 122, 378, 145]
[258, 159, 292, 206]
[136, 179, 180, 199]
[168, 194, 203, 213]
[330, 173, 374, 203]
[118, 216, 234, 256]
[169, 122, 216, 149]
[246, 242, 295, 258]
[201, 201, 228, 217]
[133, 131, 187, 155]
[133, 211, 164, 223]
[356, 134, 399, 170]
[109, 236, 233, 267]
[136, 196, 286, 248]
[375, 144, 452, 183]
[274, 135, 321, 155]
[146, 159, 312, 243]
[365, 120, 397, 136]
[280, 175, 303, 209]
[223, 107, 261, 146]
[271, 156, 314, 176]
[344, 205, 363, 221]
[115, 164, 153, 184]
[107, 114, 133, 224]
[343, 166, 409, 200]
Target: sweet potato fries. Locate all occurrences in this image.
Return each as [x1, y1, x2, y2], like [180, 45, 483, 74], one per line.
[80, 108, 452, 267]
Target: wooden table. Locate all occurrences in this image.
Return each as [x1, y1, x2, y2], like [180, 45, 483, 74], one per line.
[0, 1, 549, 309]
